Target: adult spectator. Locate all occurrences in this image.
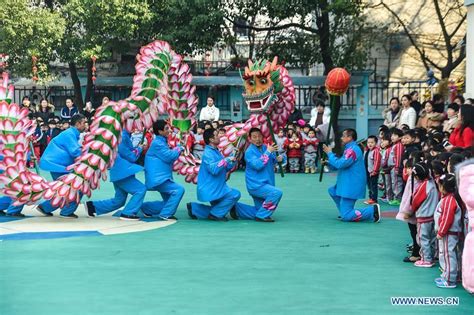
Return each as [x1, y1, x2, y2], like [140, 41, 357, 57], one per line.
[416, 100, 444, 130]
[21, 96, 36, 115]
[448, 105, 473, 149]
[410, 91, 422, 117]
[432, 94, 445, 113]
[35, 98, 55, 123]
[466, 98, 474, 105]
[199, 96, 220, 121]
[83, 101, 96, 123]
[310, 100, 332, 143]
[382, 97, 401, 128]
[288, 106, 303, 124]
[309, 99, 330, 127]
[443, 103, 459, 133]
[453, 95, 465, 106]
[60, 98, 78, 121]
[398, 94, 417, 129]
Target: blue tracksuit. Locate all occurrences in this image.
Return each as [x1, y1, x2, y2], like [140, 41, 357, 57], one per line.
[141, 135, 184, 218]
[234, 144, 283, 220]
[38, 127, 82, 215]
[190, 145, 249, 219]
[327, 140, 374, 222]
[91, 131, 146, 216]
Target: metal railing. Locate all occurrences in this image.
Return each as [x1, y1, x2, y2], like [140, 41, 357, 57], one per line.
[11, 80, 436, 116]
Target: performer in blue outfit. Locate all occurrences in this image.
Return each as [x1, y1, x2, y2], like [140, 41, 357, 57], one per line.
[322, 128, 381, 223]
[35, 114, 87, 218]
[233, 128, 283, 222]
[140, 120, 184, 220]
[187, 128, 250, 221]
[84, 130, 146, 221]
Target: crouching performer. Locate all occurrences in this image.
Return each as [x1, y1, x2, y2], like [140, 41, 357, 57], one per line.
[187, 128, 251, 221]
[84, 130, 146, 221]
[141, 120, 184, 220]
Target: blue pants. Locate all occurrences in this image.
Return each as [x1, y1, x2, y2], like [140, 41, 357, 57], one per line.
[141, 180, 184, 218]
[328, 186, 374, 222]
[235, 184, 283, 220]
[0, 197, 23, 214]
[191, 188, 247, 219]
[40, 172, 83, 215]
[93, 175, 146, 216]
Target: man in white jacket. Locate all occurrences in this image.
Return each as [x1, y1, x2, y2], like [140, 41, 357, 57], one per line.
[199, 97, 220, 121]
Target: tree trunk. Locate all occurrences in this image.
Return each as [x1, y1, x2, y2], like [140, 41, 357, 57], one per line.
[316, 1, 334, 75]
[84, 60, 94, 105]
[332, 96, 342, 154]
[68, 62, 84, 111]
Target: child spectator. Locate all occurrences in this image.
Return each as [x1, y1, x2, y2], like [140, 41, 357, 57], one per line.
[275, 128, 288, 172]
[434, 174, 464, 288]
[218, 128, 226, 139]
[379, 135, 392, 203]
[303, 129, 319, 174]
[397, 159, 421, 263]
[46, 119, 61, 143]
[285, 131, 303, 173]
[191, 124, 205, 160]
[364, 135, 381, 204]
[387, 128, 404, 205]
[401, 129, 420, 169]
[61, 120, 70, 131]
[410, 163, 439, 268]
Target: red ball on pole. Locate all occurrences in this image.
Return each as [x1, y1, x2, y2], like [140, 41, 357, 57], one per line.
[325, 68, 351, 96]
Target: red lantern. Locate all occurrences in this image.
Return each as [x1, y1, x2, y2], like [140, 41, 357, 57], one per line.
[32, 55, 38, 82]
[325, 68, 350, 96]
[91, 55, 97, 84]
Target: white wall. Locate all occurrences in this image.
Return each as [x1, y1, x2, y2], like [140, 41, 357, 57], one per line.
[466, 4, 474, 98]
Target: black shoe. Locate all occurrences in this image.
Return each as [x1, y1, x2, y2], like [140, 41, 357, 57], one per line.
[373, 203, 381, 223]
[187, 203, 197, 220]
[6, 212, 25, 217]
[119, 214, 140, 221]
[229, 206, 238, 220]
[35, 205, 53, 217]
[256, 217, 275, 223]
[403, 256, 421, 263]
[60, 213, 78, 219]
[208, 214, 228, 221]
[142, 211, 153, 218]
[84, 201, 96, 217]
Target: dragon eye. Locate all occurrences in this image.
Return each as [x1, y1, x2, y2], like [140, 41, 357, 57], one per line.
[248, 79, 255, 86]
[260, 78, 267, 84]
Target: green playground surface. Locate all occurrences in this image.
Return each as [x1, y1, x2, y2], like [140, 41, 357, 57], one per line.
[0, 171, 472, 315]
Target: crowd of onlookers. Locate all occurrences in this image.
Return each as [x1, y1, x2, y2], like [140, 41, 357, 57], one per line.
[21, 96, 103, 160]
[363, 92, 473, 289]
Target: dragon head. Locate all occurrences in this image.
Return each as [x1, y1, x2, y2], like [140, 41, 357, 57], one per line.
[242, 57, 283, 113]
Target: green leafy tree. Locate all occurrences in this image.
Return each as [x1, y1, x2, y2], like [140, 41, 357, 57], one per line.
[0, 0, 65, 83]
[148, 0, 225, 55]
[58, 0, 154, 108]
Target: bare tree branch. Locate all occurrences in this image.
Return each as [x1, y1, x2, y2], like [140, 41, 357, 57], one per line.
[224, 15, 317, 34]
[378, 1, 438, 71]
[449, 14, 466, 39]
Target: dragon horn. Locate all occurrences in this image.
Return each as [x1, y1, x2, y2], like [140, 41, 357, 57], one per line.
[244, 66, 251, 77]
[271, 56, 278, 71]
[247, 59, 254, 69]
